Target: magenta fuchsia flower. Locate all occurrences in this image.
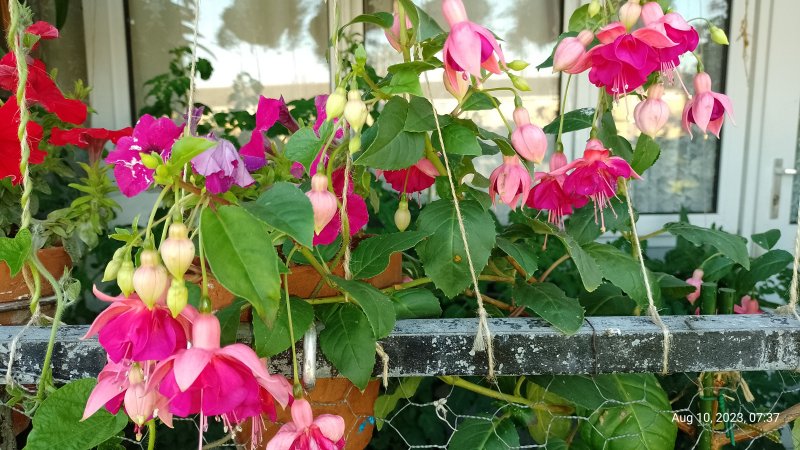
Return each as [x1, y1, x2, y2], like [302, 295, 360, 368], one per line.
[553, 30, 594, 73]
[105, 115, 182, 197]
[314, 168, 369, 246]
[526, 153, 588, 228]
[640, 2, 698, 79]
[266, 398, 345, 450]
[379, 158, 439, 193]
[149, 314, 292, 446]
[441, 0, 505, 92]
[634, 83, 669, 136]
[84, 286, 196, 363]
[682, 72, 735, 138]
[685, 269, 704, 304]
[511, 107, 547, 163]
[192, 137, 255, 194]
[562, 139, 639, 229]
[734, 296, 762, 314]
[240, 96, 299, 171]
[489, 155, 532, 209]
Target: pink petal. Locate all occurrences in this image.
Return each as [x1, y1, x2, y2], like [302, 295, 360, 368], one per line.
[83, 377, 126, 420]
[173, 349, 212, 391]
[314, 414, 346, 442]
[291, 399, 315, 430]
[448, 22, 483, 78]
[632, 27, 676, 48]
[265, 428, 302, 450]
[691, 93, 715, 133]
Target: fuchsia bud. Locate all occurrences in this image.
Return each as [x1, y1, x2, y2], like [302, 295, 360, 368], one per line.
[553, 30, 593, 73]
[442, 0, 469, 26]
[124, 383, 158, 427]
[306, 173, 338, 234]
[394, 199, 411, 232]
[117, 260, 135, 297]
[133, 250, 169, 309]
[344, 90, 368, 133]
[167, 279, 189, 318]
[385, 7, 413, 52]
[192, 313, 221, 350]
[325, 87, 347, 120]
[443, 70, 469, 100]
[549, 152, 568, 172]
[619, 0, 642, 30]
[511, 107, 547, 164]
[634, 84, 670, 136]
[159, 223, 195, 279]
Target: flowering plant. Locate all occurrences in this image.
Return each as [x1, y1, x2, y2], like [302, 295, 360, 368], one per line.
[9, 1, 791, 450]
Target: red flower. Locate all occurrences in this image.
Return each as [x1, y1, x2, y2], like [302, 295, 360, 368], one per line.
[0, 98, 46, 184]
[379, 158, 439, 193]
[50, 126, 133, 163]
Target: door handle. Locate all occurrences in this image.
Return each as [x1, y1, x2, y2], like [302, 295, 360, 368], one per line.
[771, 159, 797, 218]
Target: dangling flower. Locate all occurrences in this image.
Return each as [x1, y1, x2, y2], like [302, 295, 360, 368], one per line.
[682, 72, 735, 138]
[192, 137, 255, 194]
[685, 269, 703, 304]
[314, 169, 369, 246]
[526, 153, 588, 228]
[83, 286, 196, 363]
[384, 5, 413, 52]
[149, 314, 292, 448]
[634, 84, 670, 136]
[640, 2, 699, 81]
[441, 0, 505, 92]
[105, 115, 182, 197]
[83, 358, 133, 420]
[0, 98, 46, 184]
[510, 107, 547, 163]
[553, 30, 594, 73]
[50, 126, 133, 164]
[266, 398, 345, 450]
[734, 295, 762, 314]
[240, 96, 299, 171]
[379, 157, 439, 193]
[306, 173, 338, 234]
[562, 139, 639, 229]
[132, 249, 170, 309]
[489, 155, 532, 209]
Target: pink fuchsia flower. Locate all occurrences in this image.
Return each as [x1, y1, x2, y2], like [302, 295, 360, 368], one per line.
[734, 295, 763, 314]
[192, 137, 255, 194]
[266, 398, 345, 450]
[385, 5, 413, 52]
[682, 72, 735, 138]
[526, 153, 588, 228]
[83, 285, 196, 363]
[562, 139, 639, 230]
[554, 30, 594, 74]
[640, 2, 699, 79]
[50, 126, 133, 164]
[489, 155, 532, 209]
[379, 157, 439, 193]
[441, 0, 505, 92]
[0, 97, 46, 185]
[150, 314, 292, 446]
[314, 169, 369, 246]
[634, 84, 669, 137]
[307, 173, 338, 234]
[685, 269, 704, 304]
[511, 107, 547, 163]
[240, 96, 299, 171]
[105, 115, 182, 197]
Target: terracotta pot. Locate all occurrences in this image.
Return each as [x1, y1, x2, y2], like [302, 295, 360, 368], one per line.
[238, 378, 381, 450]
[0, 247, 71, 325]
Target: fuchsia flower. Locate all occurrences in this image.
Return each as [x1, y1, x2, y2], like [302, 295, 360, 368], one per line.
[685, 269, 704, 304]
[149, 314, 292, 447]
[384, 5, 412, 52]
[266, 398, 345, 450]
[640, 2, 699, 80]
[191, 137, 255, 194]
[441, 0, 505, 92]
[84, 286, 196, 363]
[734, 296, 763, 314]
[50, 126, 133, 164]
[562, 139, 639, 229]
[634, 83, 669, 137]
[510, 107, 547, 163]
[489, 155, 532, 209]
[0, 98, 46, 184]
[105, 115, 182, 197]
[240, 96, 299, 171]
[307, 173, 338, 234]
[585, 23, 661, 98]
[379, 158, 439, 193]
[553, 30, 594, 73]
[314, 169, 369, 246]
[526, 153, 588, 228]
[682, 72, 735, 138]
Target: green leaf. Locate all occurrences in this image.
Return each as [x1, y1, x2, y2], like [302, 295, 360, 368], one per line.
[390, 288, 442, 319]
[349, 231, 430, 279]
[432, 123, 482, 156]
[26, 379, 128, 450]
[792, 418, 800, 449]
[582, 242, 660, 308]
[383, 69, 423, 96]
[398, 0, 444, 42]
[252, 296, 314, 357]
[284, 126, 325, 174]
[217, 298, 246, 346]
[737, 249, 793, 292]
[0, 228, 32, 276]
[700, 254, 735, 282]
[525, 382, 573, 443]
[566, 197, 631, 244]
[374, 377, 422, 430]
[631, 134, 661, 174]
[579, 283, 637, 316]
[664, 222, 750, 269]
[653, 273, 695, 298]
[514, 281, 585, 334]
[415, 199, 496, 298]
[752, 229, 781, 250]
[319, 304, 376, 389]
[448, 417, 520, 450]
[543, 108, 595, 134]
[169, 136, 215, 168]
[496, 237, 538, 277]
[405, 95, 451, 132]
[342, 12, 394, 30]
[328, 276, 396, 338]
[543, 227, 604, 292]
[355, 97, 425, 170]
[201, 206, 282, 325]
[568, 4, 604, 32]
[461, 91, 497, 111]
[245, 182, 315, 248]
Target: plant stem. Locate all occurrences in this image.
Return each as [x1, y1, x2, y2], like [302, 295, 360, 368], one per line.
[145, 186, 172, 245]
[638, 228, 666, 241]
[297, 245, 331, 277]
[31, 254, 64, 402]
[284, 247, 301, 387]
[424, 135, 448, 177]
[555, 74, 573, 152]
[488, 95, 514, 135]
[540, 254, 570, 283]
[198, 210, 210, 305]
[439, 376, 572, 414]
[397, 1, 411, 63]
[147, 420, 156, 450]
[360, 73, 391, 100]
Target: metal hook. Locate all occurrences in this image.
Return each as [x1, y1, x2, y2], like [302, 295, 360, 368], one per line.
[302, 323, 319, 390]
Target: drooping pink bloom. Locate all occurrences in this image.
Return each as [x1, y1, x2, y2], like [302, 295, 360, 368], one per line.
[634, 84, 669, 136]
[526, 153, 588, 228]
[105, 115, 182, 197]
[385, 6, 413, 52]
[307, 173, 338, 234]
[379, 158, 439, 193]
[562, 139, 639, 229]
[554, 30, 594, 73]
[83, 286, 196, 363]
[150, 314, 292, 448]
[489, 155, 532, 209]
[0, 97, 46, 185]
[50, 126, 133, 164]
[511, 107, 547, 163]
[266, 398, 345, 450]
[240, 96, 299, 171]
[734, 295, 763, 314]
[83, 358, 132, 420]
[192, 137, 255, 194]
[640, 2, 699, 80]
[682, 72, 735, 138]
[314, 169, 369, 246]
[441, 0, 505, 92]
[685, 269, 703, 305]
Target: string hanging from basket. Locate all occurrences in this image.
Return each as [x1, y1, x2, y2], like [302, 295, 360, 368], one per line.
[777, 204, 800, 321]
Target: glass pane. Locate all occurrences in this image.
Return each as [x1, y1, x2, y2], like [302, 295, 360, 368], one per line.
[127, 0, 329, 113]
[614, 1, 731, 214]
[791, 106, 800, 224]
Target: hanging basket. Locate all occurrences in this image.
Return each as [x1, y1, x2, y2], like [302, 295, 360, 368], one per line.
[0, 247, 71, 325]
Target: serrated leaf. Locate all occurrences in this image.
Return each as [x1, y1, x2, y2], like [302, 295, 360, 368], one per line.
[355, 97, 425, 169]
[566, 197, 631, 244]
[0, 228, 32, 276]
[752, 229, 781, 250]
[461, 91, 497, 111]
[252, 295, 313, 357]
[582, 242, 660, 308]
[543, 108, 595, 134]
[328, 276, 396, 338]
[319, 304, 376, 389]
[653, 273, 695, 298]
[568, 4, 604, 32]
[284, 126, 325, 174]
[398, 0, 444, 42]
[664, 222, 750, 269]
[404, 95, 451, 132]
[448, 417, 520, 450]
[514, 281, 585, 334]
[496, 237, 538, 277]
[349, 231, 430, 279]
[383, 69, 423, 96]
[737, 249, 793, 292]
[432, 123, 482, 156]
[390, 288, 442, 319]
[169, 136, 215, 168]
[245, 182, 315, 248]
[631, 134, 660, 174]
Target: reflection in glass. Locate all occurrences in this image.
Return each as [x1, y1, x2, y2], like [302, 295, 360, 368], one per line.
[791, 106, 800, 224]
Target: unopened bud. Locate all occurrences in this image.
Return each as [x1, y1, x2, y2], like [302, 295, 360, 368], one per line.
[159, 223, 195, 279]
[102, 259, 122, 282]
[444, 71, 469, 100]
[588, 0, 601, 17]
[394, 199, 411, 232]
[326, 87, 347, 119]
[133, 250, 169, 308]
[343, 90, 368, 133]
[117, 260, 135, 297]
[506, 60, 529, 71]
[619, 0, 641, 30]
[508, 73, 530, 92]
[307, 174, 338, 234]
[349, 134, 361, 153]
[139, 152, 160, 169]
[709, 25, 729, 45]
[167, 279, 189, 318]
